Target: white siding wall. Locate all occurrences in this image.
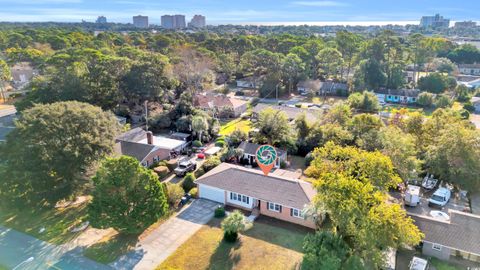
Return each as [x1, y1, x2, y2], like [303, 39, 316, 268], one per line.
[226, 191, 253, 209]
[199, 184, 225, 203]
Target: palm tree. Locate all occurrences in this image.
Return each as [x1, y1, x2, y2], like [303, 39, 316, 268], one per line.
[191, 115, 208, 142]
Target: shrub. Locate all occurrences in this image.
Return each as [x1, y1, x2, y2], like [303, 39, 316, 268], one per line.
[434, 94, 453, 108]
[295, 104, 302, 108]
[215, 140, 226, 147]
[194, 167, 206, 178]
[166, 159, 178, 172]
[189, 187, 198, 198]
[235, 91, 245, 96]
[166, 183, 184, 206]
[305, 152, 314, 167]
[416, 92, 434, 107]
[203, 156, 221, 172]
[182, 173, 196, 193]
[464, 102, 475, 112]
[215, 206, 226, 218]
[223, 231, 238, 242]
[280, 160, 287, 169]
[192, 140, 203, 147]
[460, 109, 470, 119]
[153, 166, 169, 179]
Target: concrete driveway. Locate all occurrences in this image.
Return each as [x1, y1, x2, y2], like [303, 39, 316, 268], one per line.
[112, 199, 221, 270]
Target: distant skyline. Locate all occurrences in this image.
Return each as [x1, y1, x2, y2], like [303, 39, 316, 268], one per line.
[0, 0, 478, 25]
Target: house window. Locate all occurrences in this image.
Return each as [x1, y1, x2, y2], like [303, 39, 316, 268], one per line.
[290, 208, 304, 218]
[432, 243, 442, 251]
[267, 202, 282, 212]
[230, 192, 249, 204]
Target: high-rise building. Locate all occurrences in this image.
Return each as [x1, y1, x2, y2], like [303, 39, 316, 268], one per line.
[161, 14, 186, 29]
[161, 15, 174, 29]
[96, 16, 107, 24]
[133, 15, 149, 28]
[188, 15, 206, 28]
[420, 14, 450, 29]
[454, 21, 477, 28]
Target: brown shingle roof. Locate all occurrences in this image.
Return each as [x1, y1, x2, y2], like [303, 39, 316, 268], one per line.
[411, 210, 480, 256]
[194, 94, 247, 110]
[196, 163, 316, 209]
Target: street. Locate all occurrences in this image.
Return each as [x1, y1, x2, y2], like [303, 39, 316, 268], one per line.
[0, 226, 111, 270]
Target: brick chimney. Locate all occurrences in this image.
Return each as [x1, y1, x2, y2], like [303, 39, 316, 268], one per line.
[146, 131, 153, 145]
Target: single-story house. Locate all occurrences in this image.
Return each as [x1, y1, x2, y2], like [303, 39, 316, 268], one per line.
[458, 64, 480, 76]
[318, 81, 349, 96]
[297, 79, 321, 95]
[196, 163, 317, 229]
[411, 210, 480, 263]
[252, 103, 320, 123]
[194, 93, 248, 118]
[237, 141, 287, 168]
[374, 89, 420, 104]
[115, 127, 188, 167]
[472, 97, 480, 113]
[236, 76, 263, 89]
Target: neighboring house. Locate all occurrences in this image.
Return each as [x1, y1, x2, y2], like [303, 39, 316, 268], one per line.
[318, 81, 349, 96]
[10, 62, 36, 89]
[194, 93, 248, 118]
[115, 127, 188, 167]
[237, 141, 287, 168]
[460, 78, 480, 89]
[411, 210, 480, 263]
[458, 64, 480, 76]
[472, 97, 480, 113]
[297, 79, 321, 95]
[252, 103, 320, 123]
[374, 89, 420, 104]
[236, 76, 263, 89]
[196, 163, 317, 229]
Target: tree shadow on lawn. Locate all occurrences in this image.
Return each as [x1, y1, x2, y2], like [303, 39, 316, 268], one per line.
[83, 233, 140, 264]
[208, 237, 242, 270]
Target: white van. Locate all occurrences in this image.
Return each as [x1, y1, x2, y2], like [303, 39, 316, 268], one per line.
[428, 187, 451, 207]
[405, 185, 421, 207]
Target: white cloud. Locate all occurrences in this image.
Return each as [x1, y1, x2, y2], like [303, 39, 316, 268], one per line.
[291, 1, 348, 7]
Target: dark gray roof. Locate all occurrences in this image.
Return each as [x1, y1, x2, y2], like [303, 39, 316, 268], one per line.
[116, 127, 146, 143]
[411, 211, 480, 255]
[196, 163, 315, 209]
[238, 141, 286, 157]
[374, 89, 420, 97]
[117, 141, 155, 162]
[252, 103, 320, 122]
[319, 81, 348, 91]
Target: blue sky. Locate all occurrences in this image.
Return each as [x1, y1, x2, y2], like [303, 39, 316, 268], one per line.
[0, 0, 478, 25]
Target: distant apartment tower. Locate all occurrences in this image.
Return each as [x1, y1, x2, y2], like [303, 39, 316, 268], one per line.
[161, 14, 186, 29]
[189, 15, 206, 28]
[420, 14, 450, 29]
[455, 21, 477, 28]
[96, 16, 107, 24]
[133, 15, 149, 28]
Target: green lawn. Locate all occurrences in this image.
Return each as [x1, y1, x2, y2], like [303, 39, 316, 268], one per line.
[157, 217, 309, 270]
[430, 258, 463, 270]
[0, 202, 88, 245]
[219, 118, 252, 136]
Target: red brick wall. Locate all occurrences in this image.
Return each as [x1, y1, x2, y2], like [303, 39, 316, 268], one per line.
[259, 201, 316, 229]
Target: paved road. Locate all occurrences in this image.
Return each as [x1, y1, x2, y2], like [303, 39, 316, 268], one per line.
[112, 199, 220, 270]
[0, 226, 111, 270]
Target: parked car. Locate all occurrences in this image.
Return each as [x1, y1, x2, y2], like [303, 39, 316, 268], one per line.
[405, 185, 421, 207]
[409, 256, 429, 270]
[174, 158, 197, 177]
[428, 187, 451, 208]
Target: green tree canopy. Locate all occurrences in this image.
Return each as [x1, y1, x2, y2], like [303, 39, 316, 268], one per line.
[88, 156, 168, 234]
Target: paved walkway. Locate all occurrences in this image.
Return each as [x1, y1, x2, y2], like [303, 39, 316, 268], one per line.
[111, 199, 220, 270]
[0, 225, 111, 270]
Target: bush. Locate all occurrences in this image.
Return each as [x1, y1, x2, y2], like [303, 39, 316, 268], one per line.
[192, 140, 203, 147]
[194, 167, 206, 178]
[416, 92, 434, 107]
[235, 91, 245, 96]
[166, 159, 178, 172]
[215, 206, 226, 218]
[460, 109, 470, 119]
[295, 104, 302, 108]
[464, 102, 475, 112]
[305, 152, 314, 167]
[434, 94, 453, 108]
[166, 183, 184, 206]
[203, 156, 221, 172]
[189, 187, 198, 198]
[215, 140, 226, 147]
[280, 160, 287, 169]
[182, 173, 196, 193]
[153, 166, 169, 179]
[223, 231, 238, 242]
